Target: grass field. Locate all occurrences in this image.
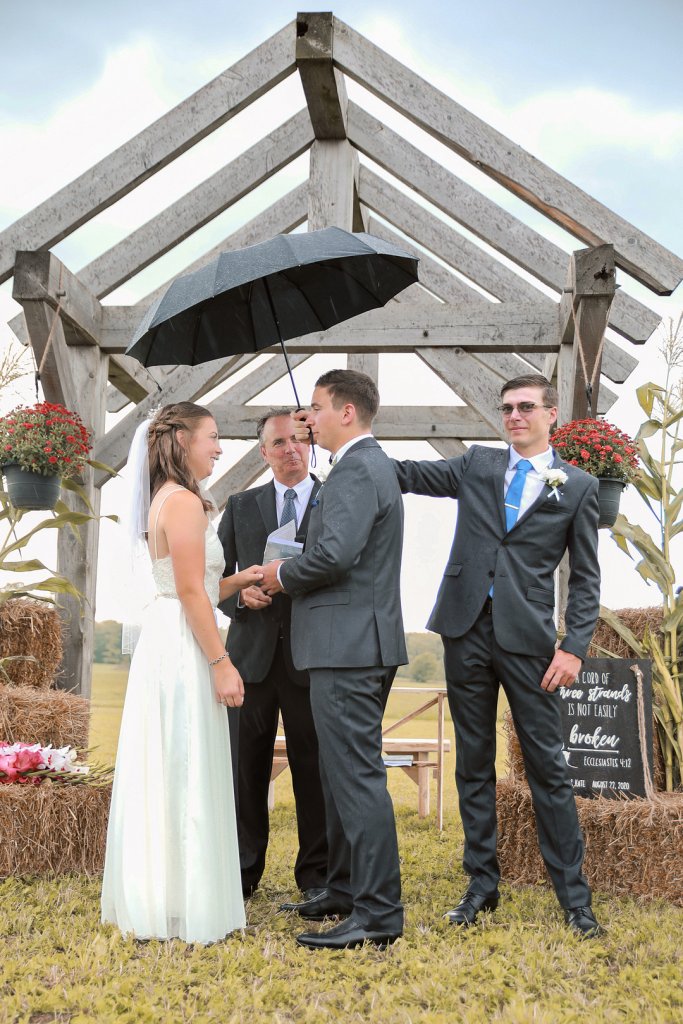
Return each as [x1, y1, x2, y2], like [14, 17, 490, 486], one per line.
[2, 667, 681, 1022]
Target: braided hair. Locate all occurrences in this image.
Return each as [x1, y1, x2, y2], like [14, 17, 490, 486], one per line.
[148, 402, 215, 512]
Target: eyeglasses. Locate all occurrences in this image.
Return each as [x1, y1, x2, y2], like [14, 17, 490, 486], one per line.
[498, 402, 553, 416]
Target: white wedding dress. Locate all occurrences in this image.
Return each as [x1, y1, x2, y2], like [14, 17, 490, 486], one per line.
[101, 495, 245, 943]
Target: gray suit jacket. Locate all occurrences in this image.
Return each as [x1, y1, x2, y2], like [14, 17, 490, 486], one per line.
[394, 446, 600, 660]
[280, 437, 407, 671]
[217, 476, 321, 684]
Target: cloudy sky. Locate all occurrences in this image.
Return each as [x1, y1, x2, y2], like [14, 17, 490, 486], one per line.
[1, 0, 681, 627]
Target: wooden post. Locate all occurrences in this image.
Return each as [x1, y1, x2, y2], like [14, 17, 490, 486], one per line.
[558, 245, 616, 424]
[56, 346, 109, 696]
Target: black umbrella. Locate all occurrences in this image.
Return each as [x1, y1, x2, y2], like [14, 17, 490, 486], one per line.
[126, 227, 419, 407]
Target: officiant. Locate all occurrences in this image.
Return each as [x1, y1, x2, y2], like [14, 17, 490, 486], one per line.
[217, 409, 327, 901]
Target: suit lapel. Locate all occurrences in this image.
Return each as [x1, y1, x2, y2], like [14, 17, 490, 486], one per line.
[493, 448, 509, 533]
[515, 448, 562, 526]
[297, 474, 321, 542]
[256, 482, 278, 536]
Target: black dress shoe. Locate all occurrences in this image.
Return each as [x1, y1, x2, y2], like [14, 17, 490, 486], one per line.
[279, 887, 328, 911]
[444, 888, 499, 926]
[564, 906, 604, 939]
[282, 889, 353, 920]
[297, 916, 402, 950]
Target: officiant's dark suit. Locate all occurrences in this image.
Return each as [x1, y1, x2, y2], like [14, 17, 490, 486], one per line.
[261, 369, 407, 949]
[217, 411, 327, 898]
[393, 374, 602, 937]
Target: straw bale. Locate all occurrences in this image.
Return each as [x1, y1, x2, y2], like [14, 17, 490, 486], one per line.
[588, 606, 663, 659]
[504, 708, 666, 791]
[496, 777, 683, 905]
[0, 684, 89, 749]
[0, 781, 111, 876]
[0, 598, 63, 689]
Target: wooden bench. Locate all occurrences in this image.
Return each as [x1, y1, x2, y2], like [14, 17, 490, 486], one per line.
[269, 729, 451, 824]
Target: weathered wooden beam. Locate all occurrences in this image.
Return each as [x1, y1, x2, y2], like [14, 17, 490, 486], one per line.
[106, 356, 174, 409]
[346, 103, 661, 344]
[417, 348, 506, 436]
[207, 353, 311, 421]
[430, 438, 469, 458]
[335, 20, 683, 294]
[80, 110, 314, 297]
[296, 12, 348, 139]
[361, 166, 552, 307]
[12, 251, 102, 346]
[308, 139, 358, 230]
[55, 346, 109, 696]
[559, 246, 616, 420]
[16, 303, 81, 410]
[99, 302, 561, 354]
[206, 404, 499, 440]
[0, 22, 297, 284]
[347, 353, 379, 380]
[208, 445, 267, 510]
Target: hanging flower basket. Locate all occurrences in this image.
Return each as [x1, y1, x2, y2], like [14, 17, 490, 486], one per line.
[597, 477, 626, 529]
[0, 401, 91, 511]
[1, 464, 62, 511]
[551, 417, 639, 530]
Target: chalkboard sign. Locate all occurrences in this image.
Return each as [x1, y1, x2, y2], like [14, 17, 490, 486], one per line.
[558, 658, 653, 799]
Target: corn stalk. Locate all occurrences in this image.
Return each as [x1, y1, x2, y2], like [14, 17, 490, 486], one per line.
[606, 315, 683, 790]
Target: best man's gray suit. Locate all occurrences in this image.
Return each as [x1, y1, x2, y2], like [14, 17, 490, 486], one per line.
[280, 437, 407, 934]
[394, 444, 600, 908]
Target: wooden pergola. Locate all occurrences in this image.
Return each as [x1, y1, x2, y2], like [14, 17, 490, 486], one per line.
[1, 12, 681, 696]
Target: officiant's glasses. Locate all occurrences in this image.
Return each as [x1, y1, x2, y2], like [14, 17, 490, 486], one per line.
[498, 402, 553, 416]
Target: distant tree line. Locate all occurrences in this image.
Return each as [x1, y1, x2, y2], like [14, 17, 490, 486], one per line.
[94, 622, 442, 678]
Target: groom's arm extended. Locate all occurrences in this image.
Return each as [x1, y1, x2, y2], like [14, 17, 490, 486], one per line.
[392, 448, 472, 498]
[277, 456, 378, 599]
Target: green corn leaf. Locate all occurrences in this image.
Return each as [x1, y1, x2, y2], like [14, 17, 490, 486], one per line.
[636, 419, 662, 440]
[636, 381, 664, 417]
[61, 477, 95, 512]
[0, 558, 49, 573]
[598, 606, 645, 657]
[86, 458, 118, 477]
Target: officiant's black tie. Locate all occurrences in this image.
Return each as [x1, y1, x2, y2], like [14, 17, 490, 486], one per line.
[280, 488, 298, 529]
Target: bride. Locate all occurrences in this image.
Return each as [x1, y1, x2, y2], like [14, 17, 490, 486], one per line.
[101, 402, 263, 943]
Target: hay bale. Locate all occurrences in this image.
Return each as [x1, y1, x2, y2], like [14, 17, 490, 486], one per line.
[0, 598, 63, 689]
[504, 705, 666, 792]
[0, 781, 111, 876]
[496, 777, 683, 905]
[0, 684, 89, 750]
[588, 606, 663, 659]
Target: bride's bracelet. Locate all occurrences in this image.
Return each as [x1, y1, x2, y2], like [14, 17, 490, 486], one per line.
[209, 652, 230, 667]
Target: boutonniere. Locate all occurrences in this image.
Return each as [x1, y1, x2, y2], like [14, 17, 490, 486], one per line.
[539, 467, 568, 501]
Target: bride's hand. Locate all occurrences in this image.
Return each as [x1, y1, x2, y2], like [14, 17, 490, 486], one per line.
[219, 565, 263, 601]
[212, 658, 245, 707]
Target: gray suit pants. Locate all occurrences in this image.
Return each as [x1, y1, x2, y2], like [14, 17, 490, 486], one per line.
[443, 606, 591, 909]
[308, 665, 404, 933]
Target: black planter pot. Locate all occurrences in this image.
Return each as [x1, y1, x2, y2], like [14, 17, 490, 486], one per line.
[2, 464, 62, 511]
[598, 477, 626, 529]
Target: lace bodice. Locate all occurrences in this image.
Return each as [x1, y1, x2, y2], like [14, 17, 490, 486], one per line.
[151, 521, 226, 608]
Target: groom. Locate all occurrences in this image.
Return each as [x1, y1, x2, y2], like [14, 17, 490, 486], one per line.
[393, 374, 603, 938]
[260, 369, 406, 950]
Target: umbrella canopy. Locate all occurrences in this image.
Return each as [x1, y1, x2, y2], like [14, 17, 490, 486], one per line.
[126, 228, 419, 380]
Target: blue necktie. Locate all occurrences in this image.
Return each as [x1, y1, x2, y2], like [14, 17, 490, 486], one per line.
[489, 459, 533, 599]
[504, 459, 534, 531]
[280, 488, 298, 529]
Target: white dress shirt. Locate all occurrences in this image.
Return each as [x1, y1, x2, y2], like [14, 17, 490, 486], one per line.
[331, 433, 374, 464]
[506, 446, 554, 520]
[273, 475, 314, 528]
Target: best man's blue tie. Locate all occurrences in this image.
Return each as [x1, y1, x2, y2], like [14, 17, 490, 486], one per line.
[504, 459, 534, 531]
[280, 488, 298, 529]
[489, 459, 533, 599]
